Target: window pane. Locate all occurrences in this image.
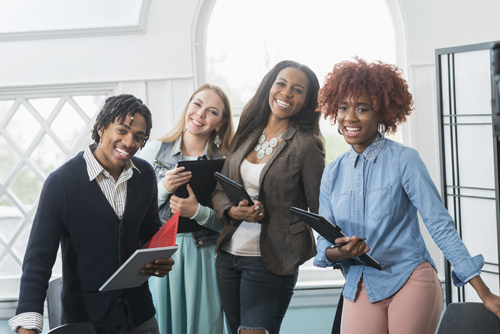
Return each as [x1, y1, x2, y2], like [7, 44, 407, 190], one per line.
[0, 90, 112, 283]
[4, 103, 41, 152]
[29, 97, 61, 120]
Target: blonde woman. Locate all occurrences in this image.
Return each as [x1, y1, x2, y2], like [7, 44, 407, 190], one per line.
[141, 83, 234, 334]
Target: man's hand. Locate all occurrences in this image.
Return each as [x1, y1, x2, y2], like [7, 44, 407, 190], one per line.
[140, 257, 175, 277]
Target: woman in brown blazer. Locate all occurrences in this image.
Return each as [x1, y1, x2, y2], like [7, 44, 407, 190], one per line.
[212, 60, 325, 334]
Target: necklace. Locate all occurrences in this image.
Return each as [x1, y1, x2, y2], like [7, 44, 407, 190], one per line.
[254, 128, 286, 159]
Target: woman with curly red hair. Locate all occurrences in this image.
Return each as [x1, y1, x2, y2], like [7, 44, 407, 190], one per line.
[314, 58, 500, 334]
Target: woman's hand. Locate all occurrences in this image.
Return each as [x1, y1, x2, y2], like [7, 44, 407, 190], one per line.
[170, 184, 199, 218]
[228, 200, 264, 222]
[325, 236, 370, 263]
[162, 165, 192, 192]
[482, 292, 500, 319]
[470, 276, 500, 319]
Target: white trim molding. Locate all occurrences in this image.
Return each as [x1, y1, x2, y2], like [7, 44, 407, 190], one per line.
[192, 0, 218, 87]
[0, 0, 152, 42]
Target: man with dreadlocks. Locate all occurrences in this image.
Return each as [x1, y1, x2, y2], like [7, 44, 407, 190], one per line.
[10, 95, 174, 334]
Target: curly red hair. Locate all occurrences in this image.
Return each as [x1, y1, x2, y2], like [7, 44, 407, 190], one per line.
[318, 57, 414, 134]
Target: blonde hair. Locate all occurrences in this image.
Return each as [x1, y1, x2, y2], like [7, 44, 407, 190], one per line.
[158, 83, 234, 156]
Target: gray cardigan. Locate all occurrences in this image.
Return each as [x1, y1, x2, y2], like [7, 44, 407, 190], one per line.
[213, 124, 325, 276]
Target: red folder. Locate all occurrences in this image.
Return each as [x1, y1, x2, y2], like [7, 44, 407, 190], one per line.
[142, 211, 179, 249]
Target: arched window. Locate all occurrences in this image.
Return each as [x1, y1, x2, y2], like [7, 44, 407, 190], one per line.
[205, 0, 402, 162]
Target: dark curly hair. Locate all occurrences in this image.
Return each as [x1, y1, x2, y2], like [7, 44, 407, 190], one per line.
[230, 60, 322, 151]
[318, 57, 413, 134]
[91, 94, 152, 149]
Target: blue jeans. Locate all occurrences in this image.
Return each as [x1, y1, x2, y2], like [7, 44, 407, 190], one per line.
[216, 250, 298, 334]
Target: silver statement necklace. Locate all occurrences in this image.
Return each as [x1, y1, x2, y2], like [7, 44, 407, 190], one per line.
[254, 128, 286, 160]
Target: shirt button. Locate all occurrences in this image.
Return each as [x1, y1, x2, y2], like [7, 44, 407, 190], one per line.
[120, 249, 125, 256]
[199, 241, 204, 246]
[359, 228, 362, 232]
[116, 299, 124, 305]
[359, 192, 362, 195]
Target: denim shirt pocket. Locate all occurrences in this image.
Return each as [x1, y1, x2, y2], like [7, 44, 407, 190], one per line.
[366, 185, 392, 221]
[331, 191, 351, 224]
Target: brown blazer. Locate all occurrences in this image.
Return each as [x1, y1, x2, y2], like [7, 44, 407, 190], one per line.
[212, 124, 325, 276]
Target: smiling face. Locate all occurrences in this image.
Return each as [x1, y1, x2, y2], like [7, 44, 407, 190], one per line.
[93, 113, 147, 180]
[184, 89, 226, 139]
[337, 88, 379, 154]
[268, 67, 309, 121]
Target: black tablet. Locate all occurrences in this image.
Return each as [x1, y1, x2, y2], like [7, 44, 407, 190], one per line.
[214, 172, 254, 206]
[289, 206, 382, 270]
[175, 159, 225, 207]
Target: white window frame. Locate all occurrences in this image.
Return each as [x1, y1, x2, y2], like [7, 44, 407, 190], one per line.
[0, 83, 118, 305]
[0, 0, 152, 42]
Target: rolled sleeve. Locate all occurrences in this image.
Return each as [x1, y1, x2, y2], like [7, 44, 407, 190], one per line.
[191, 204, 223, 232]
[451, 254, 484, 287]
[157, 179, 172, 206]
[314, 235, 335, 268]
[9, 312, 43, 333]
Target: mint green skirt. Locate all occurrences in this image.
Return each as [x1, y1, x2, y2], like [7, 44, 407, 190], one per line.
[149, 233, 225, 334]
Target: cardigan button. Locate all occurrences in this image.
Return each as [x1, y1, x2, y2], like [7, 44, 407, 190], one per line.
[115, 323, 123, 330]
[198, 241, 204, 246]
[116, 299, 124, 305]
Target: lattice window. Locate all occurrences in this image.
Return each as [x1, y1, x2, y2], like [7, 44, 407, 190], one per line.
[0, 88, 114, 281]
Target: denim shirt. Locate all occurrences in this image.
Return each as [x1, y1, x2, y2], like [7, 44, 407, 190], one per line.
[141, 136, 223, 248]
[313, 136, 484, 303]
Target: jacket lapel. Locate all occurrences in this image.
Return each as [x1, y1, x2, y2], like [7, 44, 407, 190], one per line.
[259, 125, 297, 186]
[230, 128, 262, 184]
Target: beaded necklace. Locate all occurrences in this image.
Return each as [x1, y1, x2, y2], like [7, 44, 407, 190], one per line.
[254, 128, 286, 160]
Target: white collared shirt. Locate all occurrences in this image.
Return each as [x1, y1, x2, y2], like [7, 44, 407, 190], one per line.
[83, 144, 140, 219]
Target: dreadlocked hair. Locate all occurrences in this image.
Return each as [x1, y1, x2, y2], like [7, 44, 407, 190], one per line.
[91, 94, 153, 149]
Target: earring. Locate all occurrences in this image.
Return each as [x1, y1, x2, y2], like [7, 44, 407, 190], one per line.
[214, 130, 222, 148]
[337, 127, 343, 135]
[378, 122, 386, 137]
[183, 126, 187, 133]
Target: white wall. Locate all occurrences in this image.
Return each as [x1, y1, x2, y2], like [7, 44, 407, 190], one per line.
[401, 0, 500, 176]
[397, 0, 500, 278]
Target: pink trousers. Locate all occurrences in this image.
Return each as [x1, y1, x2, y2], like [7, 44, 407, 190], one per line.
[341, 262, 443, 334]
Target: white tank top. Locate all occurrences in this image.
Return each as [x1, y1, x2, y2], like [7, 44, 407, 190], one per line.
[221, 159, 266, 256]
